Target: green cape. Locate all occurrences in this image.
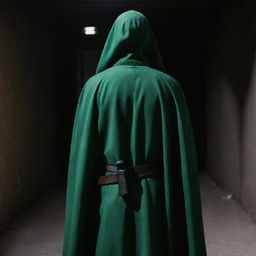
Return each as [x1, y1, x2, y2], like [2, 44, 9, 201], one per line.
[63, 10, 207, 256]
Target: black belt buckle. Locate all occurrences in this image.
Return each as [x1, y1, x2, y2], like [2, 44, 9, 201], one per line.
[116, 160, 128, 197]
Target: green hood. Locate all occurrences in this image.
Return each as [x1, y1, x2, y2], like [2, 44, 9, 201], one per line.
[96, 10, 165, 73]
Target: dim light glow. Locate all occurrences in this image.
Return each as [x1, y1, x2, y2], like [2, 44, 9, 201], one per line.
[84, 26, 97, 35]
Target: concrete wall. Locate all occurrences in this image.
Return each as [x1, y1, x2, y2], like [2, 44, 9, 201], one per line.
[207, 4, 256, 220]
[0, 2, 60, 231]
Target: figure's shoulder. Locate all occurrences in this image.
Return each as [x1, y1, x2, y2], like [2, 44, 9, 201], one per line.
[141, 66, 181, 88]
[84, 70, 107, 85]
[84, 66, 123, 85]
[82, 66, 181, 93]
[154, 68, 179, 84]
[80, 69, 111, 94]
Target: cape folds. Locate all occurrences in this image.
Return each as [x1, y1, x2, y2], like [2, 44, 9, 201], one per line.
[63, 10, 207, 256]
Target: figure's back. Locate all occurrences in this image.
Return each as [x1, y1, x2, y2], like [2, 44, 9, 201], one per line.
[95, 64, 178, 167]
[90, 64, 185, 256]
[63, 10, 207, 256]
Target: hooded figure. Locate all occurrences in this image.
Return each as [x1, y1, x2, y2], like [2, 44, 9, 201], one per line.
[63, 10, 207, 256]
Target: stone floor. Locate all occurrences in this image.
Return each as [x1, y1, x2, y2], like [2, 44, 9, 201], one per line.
[200, 173, 256, 256]
[0, 173, 256, 256]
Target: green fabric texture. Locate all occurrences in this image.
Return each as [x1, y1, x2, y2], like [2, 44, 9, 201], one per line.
[63, 10, 207, 256]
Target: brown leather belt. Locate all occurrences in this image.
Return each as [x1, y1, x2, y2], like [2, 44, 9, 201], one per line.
[98, 163, 162, 186]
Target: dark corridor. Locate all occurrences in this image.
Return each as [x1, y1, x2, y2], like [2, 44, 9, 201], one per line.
[1, 0, 256, 255]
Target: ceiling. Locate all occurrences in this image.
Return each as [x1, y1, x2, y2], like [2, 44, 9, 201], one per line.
[25, 0, 221, 11]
